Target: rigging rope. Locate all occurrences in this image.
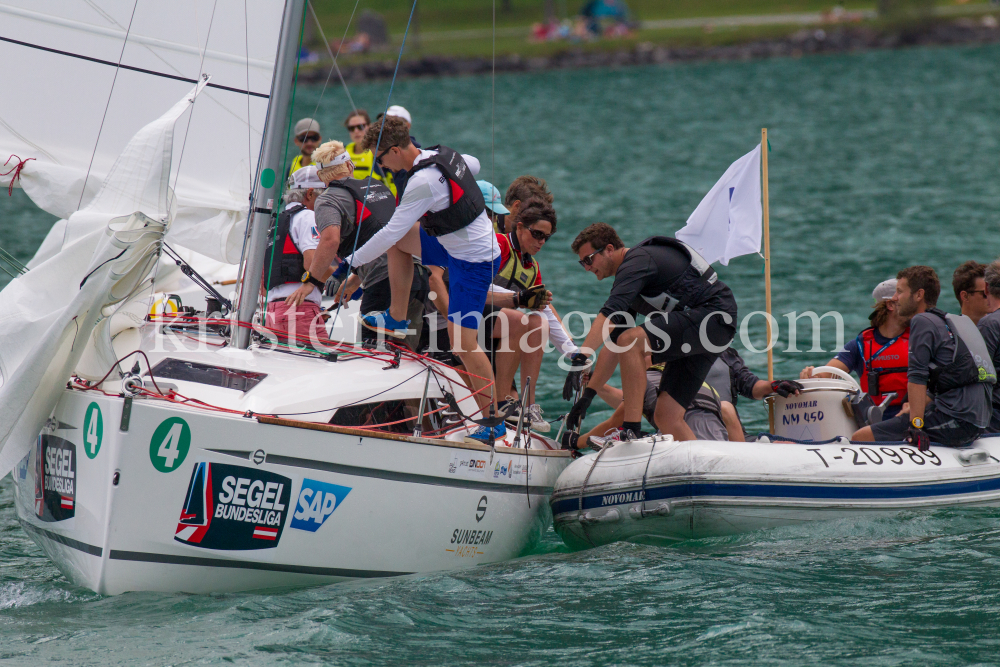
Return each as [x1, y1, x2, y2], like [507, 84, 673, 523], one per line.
[306, 0, 360, 120]
[66, 0, 140, 248]
[327, 0, 420, 336]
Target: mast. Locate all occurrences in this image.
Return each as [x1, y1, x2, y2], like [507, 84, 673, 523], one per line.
[233, 0, 306, 349]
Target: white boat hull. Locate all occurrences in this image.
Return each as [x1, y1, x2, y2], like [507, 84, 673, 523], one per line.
[15, 390, 569, 594]
[551, 435, 1000, 549]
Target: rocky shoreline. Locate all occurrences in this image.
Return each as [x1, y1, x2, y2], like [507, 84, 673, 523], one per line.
[313, 19, 1000, 83]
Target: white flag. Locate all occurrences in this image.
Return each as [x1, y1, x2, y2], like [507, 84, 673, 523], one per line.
[675, 144, 762, 266]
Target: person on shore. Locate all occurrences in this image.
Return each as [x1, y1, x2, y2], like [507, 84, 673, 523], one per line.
[264, 166, 328, 343]
[346, 117, 503, 444]
[800, 278, 911, 419]
[343, 109, 395, 196]
[501, 175, 554, 234]
[977, 259, 1000, 432]
[288, 118, 322, 176]
[853, 266, 995, 449]
[953, 260, 989, 325]
[566, 223, 738, 442]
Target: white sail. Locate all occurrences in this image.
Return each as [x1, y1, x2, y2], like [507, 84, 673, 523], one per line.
[0, 0, 285, 263]
[0, 82, 210, 477]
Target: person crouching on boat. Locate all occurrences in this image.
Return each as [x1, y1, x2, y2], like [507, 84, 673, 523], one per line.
[567, 223, 737, 442]
[284, 142, 397, 335]
[495, 175, 554, 234]
[564, 347, 801, 449]
[854, 266, 996, 449]
[263, 166, 329, 344]
[977, 259, 1000, 433]
[801, 278, 911, 420]
[481, 193, 578, 433]
[343, 116, 503, 444]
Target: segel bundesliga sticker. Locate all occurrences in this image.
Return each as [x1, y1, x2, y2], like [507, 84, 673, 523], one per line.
[174, 462, 291, 550]
[34, 435, 76, 522]
[290, 478, 351, 533]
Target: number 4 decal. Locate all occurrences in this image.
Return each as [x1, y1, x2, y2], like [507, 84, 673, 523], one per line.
[84, 402, 103, 459]
[149, 417, 191, 472]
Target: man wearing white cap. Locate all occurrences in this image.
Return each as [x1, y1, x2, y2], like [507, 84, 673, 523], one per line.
[381, 105, 420, 195]
[800, 277, 911, 419]
[263, 165, 328, 343]
[289, 118, 322, 176]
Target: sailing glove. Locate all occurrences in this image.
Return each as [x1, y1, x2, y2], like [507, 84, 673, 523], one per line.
[563, 352, 591, 401]
[515, 284, 549, 310]
[771, 379, 804, 398]
[567, 387, 597, 431]
[907, 425, 930, 452]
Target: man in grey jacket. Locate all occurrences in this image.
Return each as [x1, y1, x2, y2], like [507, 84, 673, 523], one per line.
[854, 266, 994, 449]
[977, 259, 1000, 432]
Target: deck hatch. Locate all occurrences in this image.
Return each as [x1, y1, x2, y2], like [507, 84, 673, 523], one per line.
[148, 358, 268, 392]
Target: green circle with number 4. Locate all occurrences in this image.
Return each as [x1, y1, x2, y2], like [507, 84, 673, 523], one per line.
[149, 417, 191, 472]
[83, 402, 103, 459]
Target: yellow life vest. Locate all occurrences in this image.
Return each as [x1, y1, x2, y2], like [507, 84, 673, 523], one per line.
[493, 233, 539, 293]
[288, 154, 307, 177]
[346, 142, 396, 197]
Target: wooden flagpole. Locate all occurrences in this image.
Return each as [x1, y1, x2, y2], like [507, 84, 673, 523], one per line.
[762, 128, 775, 433]
[762, 128, 773, 383]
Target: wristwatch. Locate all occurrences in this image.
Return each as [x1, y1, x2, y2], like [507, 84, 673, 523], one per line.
[910, 417, 924, 429]
[300, 270, 324, 289]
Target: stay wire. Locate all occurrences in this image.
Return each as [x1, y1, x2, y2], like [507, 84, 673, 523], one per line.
[66, 0, 140, 248]
[306, 0, 360, 121]
[328, 0, 419, 335]
[489, 0, 496, 409]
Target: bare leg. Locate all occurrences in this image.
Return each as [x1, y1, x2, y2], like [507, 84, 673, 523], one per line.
[615, 327, 652, 424]
[652, 391, 696, 441]
[519, 312, 547, 405]
[853, 425, 874, 441]
[386, 223, 422, 322]
[580, 403, 626, 448]
[450, 319, 497, 414]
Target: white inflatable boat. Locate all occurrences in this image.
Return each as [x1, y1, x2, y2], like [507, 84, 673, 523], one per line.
[551, 368, 1000, 549]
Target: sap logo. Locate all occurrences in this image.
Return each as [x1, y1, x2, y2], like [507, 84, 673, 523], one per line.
[290, 478, 352, 532]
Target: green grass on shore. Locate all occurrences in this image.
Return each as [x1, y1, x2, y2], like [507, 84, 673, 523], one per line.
[305, 0, 997, 65]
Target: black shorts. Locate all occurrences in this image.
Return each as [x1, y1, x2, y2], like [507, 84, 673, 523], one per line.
[870, 402, 983, 446]
[640, 289, 737, 409]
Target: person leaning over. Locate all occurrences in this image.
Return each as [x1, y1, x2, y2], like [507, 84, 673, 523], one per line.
[801, 278, 910, 419]
[501, 175, 554, 234]
[567, 223, 738, 442]
[263, 166, 328, 343]
[288, 118, 321, 176]
[854, 266, 996, 449]
[977, 259, 1000, 432]
[953, 260, 989, 325]
[343, 116, 504, 444]
[343, 108, 395, 197]
[284, 141, 396, 328]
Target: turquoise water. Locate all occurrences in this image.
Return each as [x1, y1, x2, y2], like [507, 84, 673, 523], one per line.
[2, 42, 1000, 663]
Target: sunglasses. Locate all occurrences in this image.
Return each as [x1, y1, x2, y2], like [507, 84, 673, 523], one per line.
[578, 248, 603, 268]
[525, 227, 551, 242]
[297, 133, 321, 142]
[347, 123, 367, 132]
[376, 146, 393, 167]
[968, 289, 988, 297]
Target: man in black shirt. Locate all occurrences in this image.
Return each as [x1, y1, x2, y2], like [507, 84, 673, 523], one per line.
[568, 223, 738, 442]
[978, 259, 1000, 432]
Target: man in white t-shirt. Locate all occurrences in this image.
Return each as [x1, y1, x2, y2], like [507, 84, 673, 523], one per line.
[345, 116, 504, 444]
[264, 166, 329, 344]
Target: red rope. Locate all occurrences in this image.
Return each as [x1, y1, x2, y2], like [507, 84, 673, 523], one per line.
[2, 155, 34, 197]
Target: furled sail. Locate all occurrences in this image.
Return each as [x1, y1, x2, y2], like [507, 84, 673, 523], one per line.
[0, 0, 285, 263]
[0, 81, 209, 478]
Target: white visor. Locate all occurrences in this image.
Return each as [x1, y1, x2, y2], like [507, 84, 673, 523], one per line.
[316, 151, 352, 170]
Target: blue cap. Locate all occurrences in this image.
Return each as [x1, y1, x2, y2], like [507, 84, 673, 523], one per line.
[477, 180, 510, 215]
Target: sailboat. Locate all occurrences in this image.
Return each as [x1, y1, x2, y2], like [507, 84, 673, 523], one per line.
[0, 0, 570, 595]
